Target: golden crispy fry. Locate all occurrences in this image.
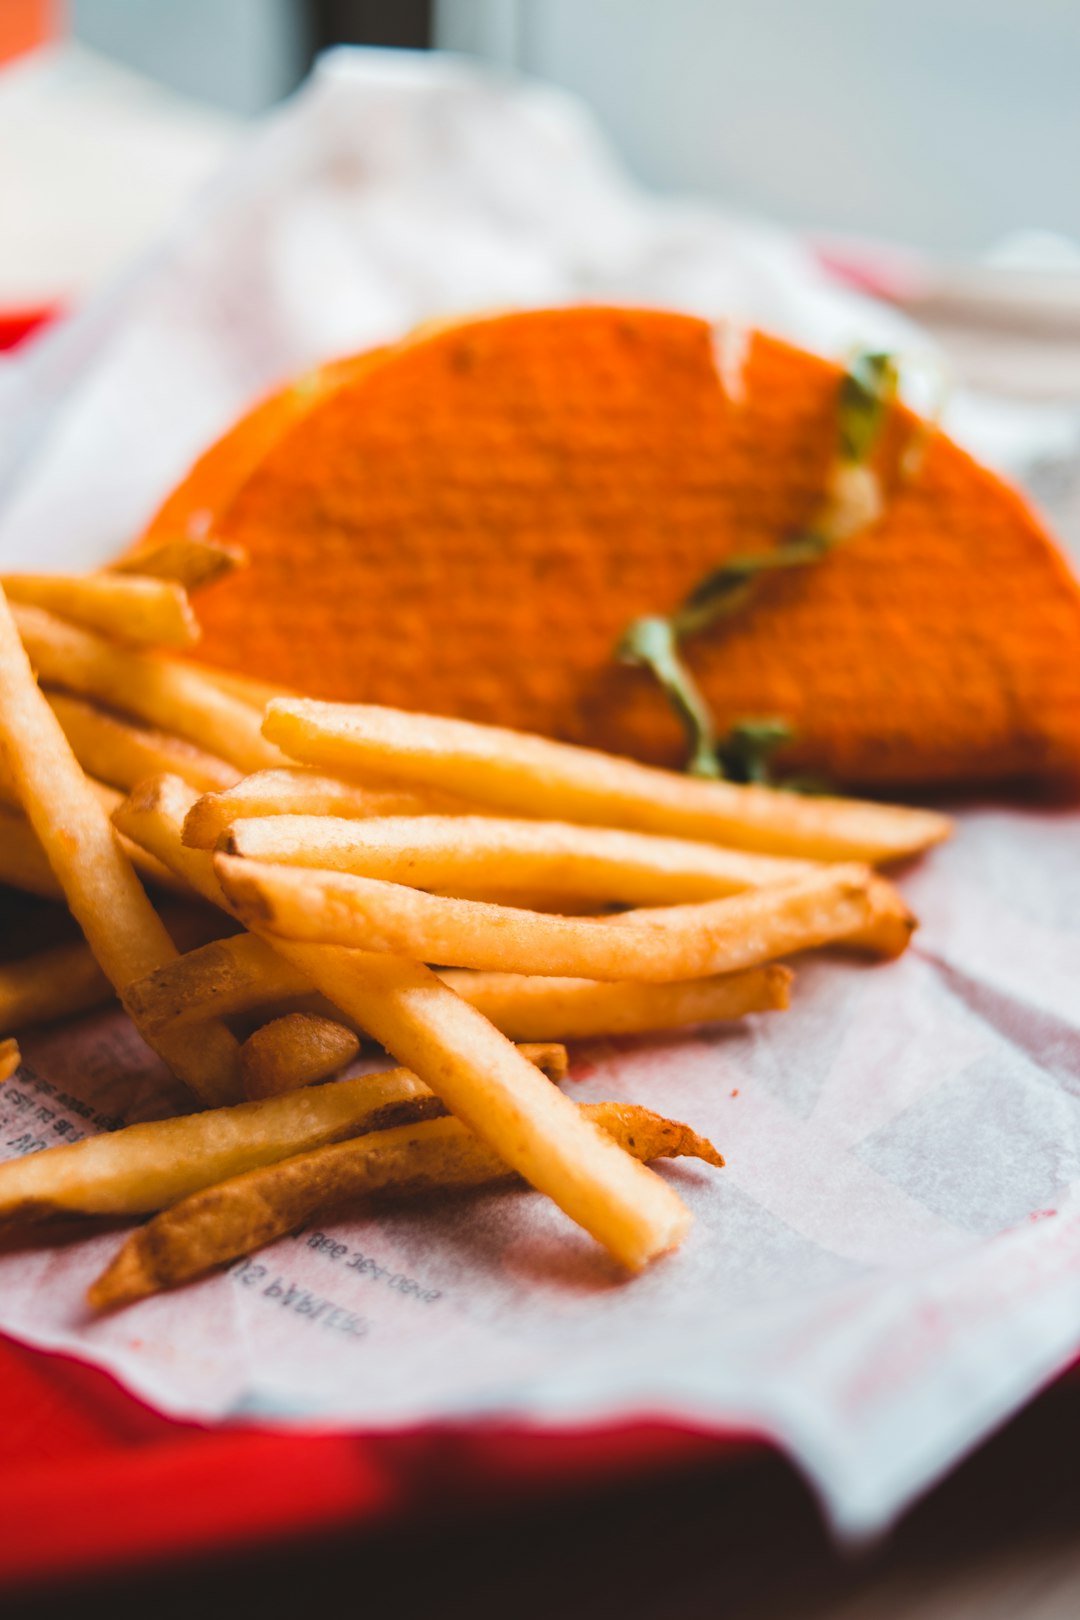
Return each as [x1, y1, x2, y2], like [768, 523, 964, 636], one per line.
[2, 573, 199, 647]
[0, 1044, 567, 1224]
[88, 1102, 721, 1309]
[0, 590, 240, 1105]
[0, 939, 114, 1030]
[225, 814, 815, 899]
[851, 876, 915, 959]
[46, 692, 239, 794]
[110, 535, 245, 592]
[216, 855, 874, 982]
[0, 1039, 20, 1085]
[118, 777, 692, 1268]
[11, 603, 283, 774]
[263, 699, 952, 864]
[241, 1012, 361, 1099]
[437, 964, 792, 1039]
[182, 770, 480, 850]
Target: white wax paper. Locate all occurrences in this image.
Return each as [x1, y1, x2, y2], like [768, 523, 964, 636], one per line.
[0, 49, 1078, 1539]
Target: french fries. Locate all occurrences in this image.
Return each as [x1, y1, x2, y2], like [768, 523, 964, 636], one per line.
[0, 939, 114, 1030]
[262, 700, 952, 864]
[437, 965, 792, 1039]
[240, 939, 694, 1269]
[0, 1039, 20, 1085]
[0, 587, 240, 1106]
[110, 535, 245, 592]
[0, 519, 946, 1302]
[241, 1012, 361, 1099]
[0, 1044, 567, 1224]
[88, 1102, 722, 1309]
[46, 692, 239, 794]
[11, 603, 284, 774]
[223, 813, 815, 901]
[118, 776, 693, 1275]
[216, 855, 875, 982]
[2, 573, 199, 648]
[182, 770, 480, 850]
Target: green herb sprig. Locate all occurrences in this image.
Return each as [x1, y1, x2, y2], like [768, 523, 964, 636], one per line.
[618, 349, 902, 786]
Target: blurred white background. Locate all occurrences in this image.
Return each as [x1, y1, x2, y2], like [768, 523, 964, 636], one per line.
[65, 0, 1080, 254]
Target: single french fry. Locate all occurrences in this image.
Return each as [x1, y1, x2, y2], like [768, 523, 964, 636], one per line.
[11, 603, 283, 774]
[0, 1044, 568, 1224]
[46, 692, 240, 794]
[263, 700, 952, 865]
[224, 814, 816, 901]
[0, 939, 115, 1030]
[0, 590, 240, 1105]
[216, 855, 874, 982]
[241, 1013, 360, 1099]
[88, 1102, 721, 1309]
[118, 776, 695, 1270]
[437, 964, 792, 1039]
[182, 769, 480, 850]
[0, 1040, 20, 1085]
[110, 535, 245, 592]
[2, 573, 199, 648]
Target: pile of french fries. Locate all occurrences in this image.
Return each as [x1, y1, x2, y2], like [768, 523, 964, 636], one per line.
[0, 541, 950, 1308]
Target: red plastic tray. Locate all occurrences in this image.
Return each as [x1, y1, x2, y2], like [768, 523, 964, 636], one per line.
[0, 1329, 751, 1591]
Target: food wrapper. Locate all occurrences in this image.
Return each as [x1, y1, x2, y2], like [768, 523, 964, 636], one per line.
[1, 50, 1079, 1538]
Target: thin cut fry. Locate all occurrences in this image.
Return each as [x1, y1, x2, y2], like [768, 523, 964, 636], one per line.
[263, 699, 952, 864]
[182, 769, 480, 850]
[0, 1040, 20, 1085]
[0, 939, 114, 1030]
[224, 814, 815, 900]
[241, 1013, 360, 1099]
[0, 1044, 568, 1223]
[110, 535, 245, 592]
[2, 573, 199, 647]
[46, 692, 239, 794]
[12, 603, 283, 774]
[216, 855, 874, 982]
[437, 964, 792, 1039]
[117, 776, 693, 1270]
[0, 590, 240, 1105]
[88, 1102, 722, 1309]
